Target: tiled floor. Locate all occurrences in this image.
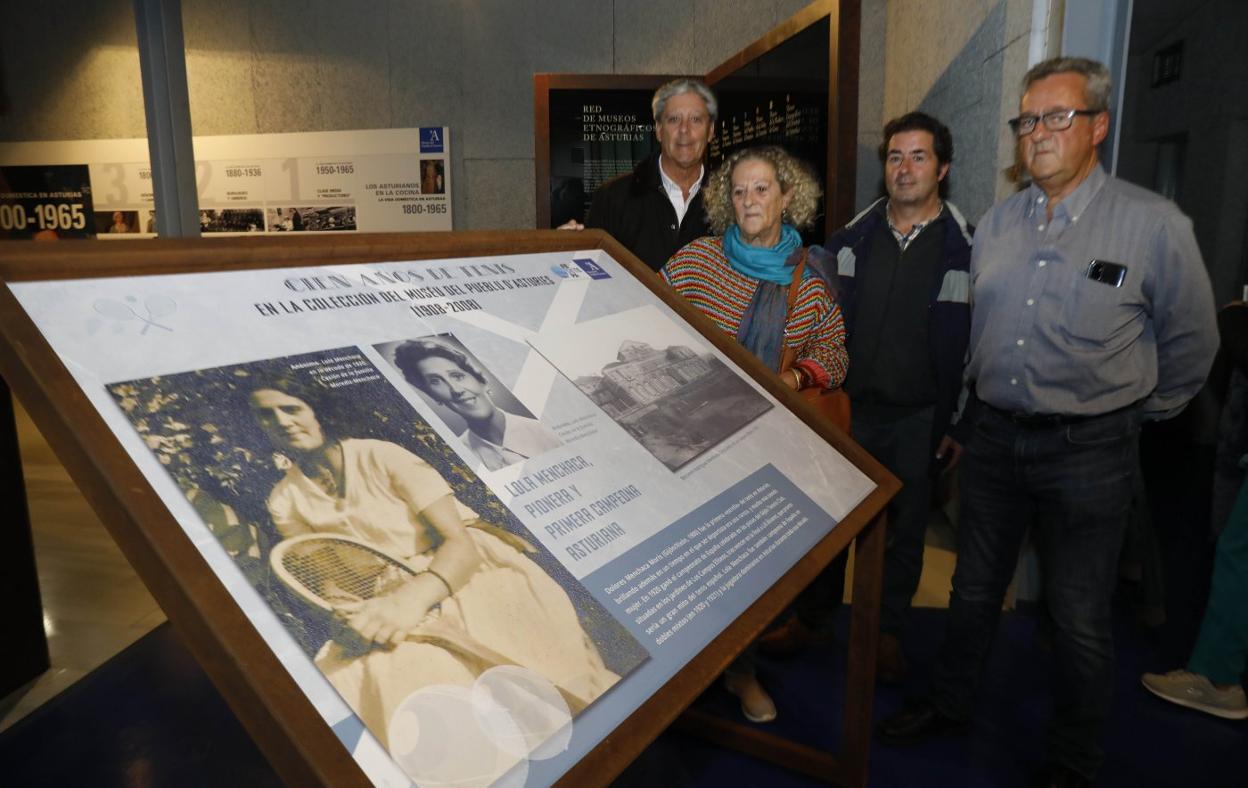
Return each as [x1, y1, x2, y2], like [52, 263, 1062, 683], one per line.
[0, 395, 958, 734]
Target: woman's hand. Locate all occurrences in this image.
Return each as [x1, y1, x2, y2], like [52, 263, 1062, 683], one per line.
[340, 495, 484, 647]
[781, 368, 802, 390]
[417, 496, 482, 590]
[340, 573, 446, 646]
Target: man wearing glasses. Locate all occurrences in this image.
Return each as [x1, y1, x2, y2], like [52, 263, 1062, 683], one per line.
[879, 57, 1217, 788]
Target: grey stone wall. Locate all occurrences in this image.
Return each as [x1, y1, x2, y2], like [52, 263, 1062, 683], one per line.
[863, 0, 1042, 224]
[0, 0, 1054, 232]
[854, 0, 888, 212]
[0, 0, 811, 230]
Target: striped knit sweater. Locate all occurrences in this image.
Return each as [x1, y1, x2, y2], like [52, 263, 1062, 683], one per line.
[661, 236, 848, 389]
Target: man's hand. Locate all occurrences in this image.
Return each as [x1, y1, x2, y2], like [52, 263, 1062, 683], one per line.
[935, 434, 963, 472]
[556, 219, 585, 231]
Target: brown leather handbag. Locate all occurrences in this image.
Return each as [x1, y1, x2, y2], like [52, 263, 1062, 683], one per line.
[778, 252, 852, 433]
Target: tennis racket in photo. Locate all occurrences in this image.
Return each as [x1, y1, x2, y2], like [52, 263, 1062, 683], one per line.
[270, 532, 421, 613]
[269, 532, 591, 712]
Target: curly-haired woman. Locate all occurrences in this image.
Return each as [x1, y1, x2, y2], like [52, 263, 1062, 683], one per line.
[661, 145, 848, 723]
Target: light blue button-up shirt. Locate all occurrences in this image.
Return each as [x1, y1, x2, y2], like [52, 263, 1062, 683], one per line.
[965, 164, 1217, 419]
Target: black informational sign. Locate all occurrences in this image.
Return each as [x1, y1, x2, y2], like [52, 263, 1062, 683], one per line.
[545, 87, 662, 228]
[0, 164, 94, 239]
[709, 15, 831, 240]
[710, 92, 827, 169]
[709, 89, 828, 238]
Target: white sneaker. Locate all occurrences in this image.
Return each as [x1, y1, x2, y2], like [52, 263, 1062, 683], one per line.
[1141, 669, 1248, 720]
[723, 673, 778, 723]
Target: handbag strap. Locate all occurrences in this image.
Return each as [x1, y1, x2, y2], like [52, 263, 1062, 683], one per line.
[778, 249, 808, 374]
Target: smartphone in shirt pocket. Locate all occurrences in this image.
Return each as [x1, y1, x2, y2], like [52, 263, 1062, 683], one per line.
[1086, 259, 1127, 288]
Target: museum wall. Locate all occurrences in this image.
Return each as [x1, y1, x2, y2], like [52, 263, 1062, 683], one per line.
[869, 0, 1054, 224]
[0, 0, 1062, 232]
[0, 0, 812, 230]
[853, 0, 887, 213]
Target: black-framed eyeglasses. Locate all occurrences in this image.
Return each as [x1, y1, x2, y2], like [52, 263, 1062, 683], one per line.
[1008, 108, 1101, 136]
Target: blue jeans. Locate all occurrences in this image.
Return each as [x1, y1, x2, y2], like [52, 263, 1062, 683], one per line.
[851, 406, 936, 638]
[932, 404, 1139, 779]
[1189, 474, 1248, 685]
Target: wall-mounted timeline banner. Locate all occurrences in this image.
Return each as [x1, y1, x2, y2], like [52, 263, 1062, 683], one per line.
[11, 250, 873, 786]
[0, 128, 451, 239]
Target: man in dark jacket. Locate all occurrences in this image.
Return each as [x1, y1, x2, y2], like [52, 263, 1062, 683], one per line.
[560, 79, 716, 271]
[832, 112, 972, 682]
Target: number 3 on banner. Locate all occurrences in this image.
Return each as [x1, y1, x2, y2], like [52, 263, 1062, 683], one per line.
[102, 163, 128, 204]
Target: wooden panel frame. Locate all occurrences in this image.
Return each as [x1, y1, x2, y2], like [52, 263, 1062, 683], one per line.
[0, 232, 897, 787]
[1, 376, 49, 698]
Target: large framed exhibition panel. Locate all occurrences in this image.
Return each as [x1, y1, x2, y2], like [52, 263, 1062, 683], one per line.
[0, 232, 896, 787]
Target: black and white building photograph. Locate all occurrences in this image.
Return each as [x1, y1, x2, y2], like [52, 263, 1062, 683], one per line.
[534, 305, 773, 471]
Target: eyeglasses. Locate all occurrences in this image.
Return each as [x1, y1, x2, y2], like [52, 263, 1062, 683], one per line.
[1007, 108, 1101, 136]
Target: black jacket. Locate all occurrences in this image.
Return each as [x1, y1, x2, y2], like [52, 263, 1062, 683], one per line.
[585, 154, 710, 272]
[829, 198, 973, 455]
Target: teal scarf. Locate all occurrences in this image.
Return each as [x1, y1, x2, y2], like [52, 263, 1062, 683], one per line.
[722, 223, 803, 284]
[728, 231, 837, 374]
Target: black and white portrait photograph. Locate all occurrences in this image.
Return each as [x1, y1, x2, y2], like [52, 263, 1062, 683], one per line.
[377, 334, 563, 472]
[420, 158, 445, 194]
[533, 305, 773, 471]
[93, 209, 139, 235]
[106, 347, 646, 773]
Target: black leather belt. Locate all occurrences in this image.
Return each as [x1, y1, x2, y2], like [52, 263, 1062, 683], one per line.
[984, 403, 1132, 428]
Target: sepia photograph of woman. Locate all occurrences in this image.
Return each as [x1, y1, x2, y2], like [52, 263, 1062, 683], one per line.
[389, 336, 562, 472]
[108, 346, 649, 769]
[245, 373, 620, 741]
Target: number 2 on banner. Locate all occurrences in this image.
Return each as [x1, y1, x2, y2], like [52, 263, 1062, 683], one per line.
[196, 161, 213, 199]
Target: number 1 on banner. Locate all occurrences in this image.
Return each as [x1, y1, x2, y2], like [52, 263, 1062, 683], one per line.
[281, 157, 300, 201]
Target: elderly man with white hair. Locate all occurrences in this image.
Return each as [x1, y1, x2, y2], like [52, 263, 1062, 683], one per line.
[561, 78, 717, 272]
